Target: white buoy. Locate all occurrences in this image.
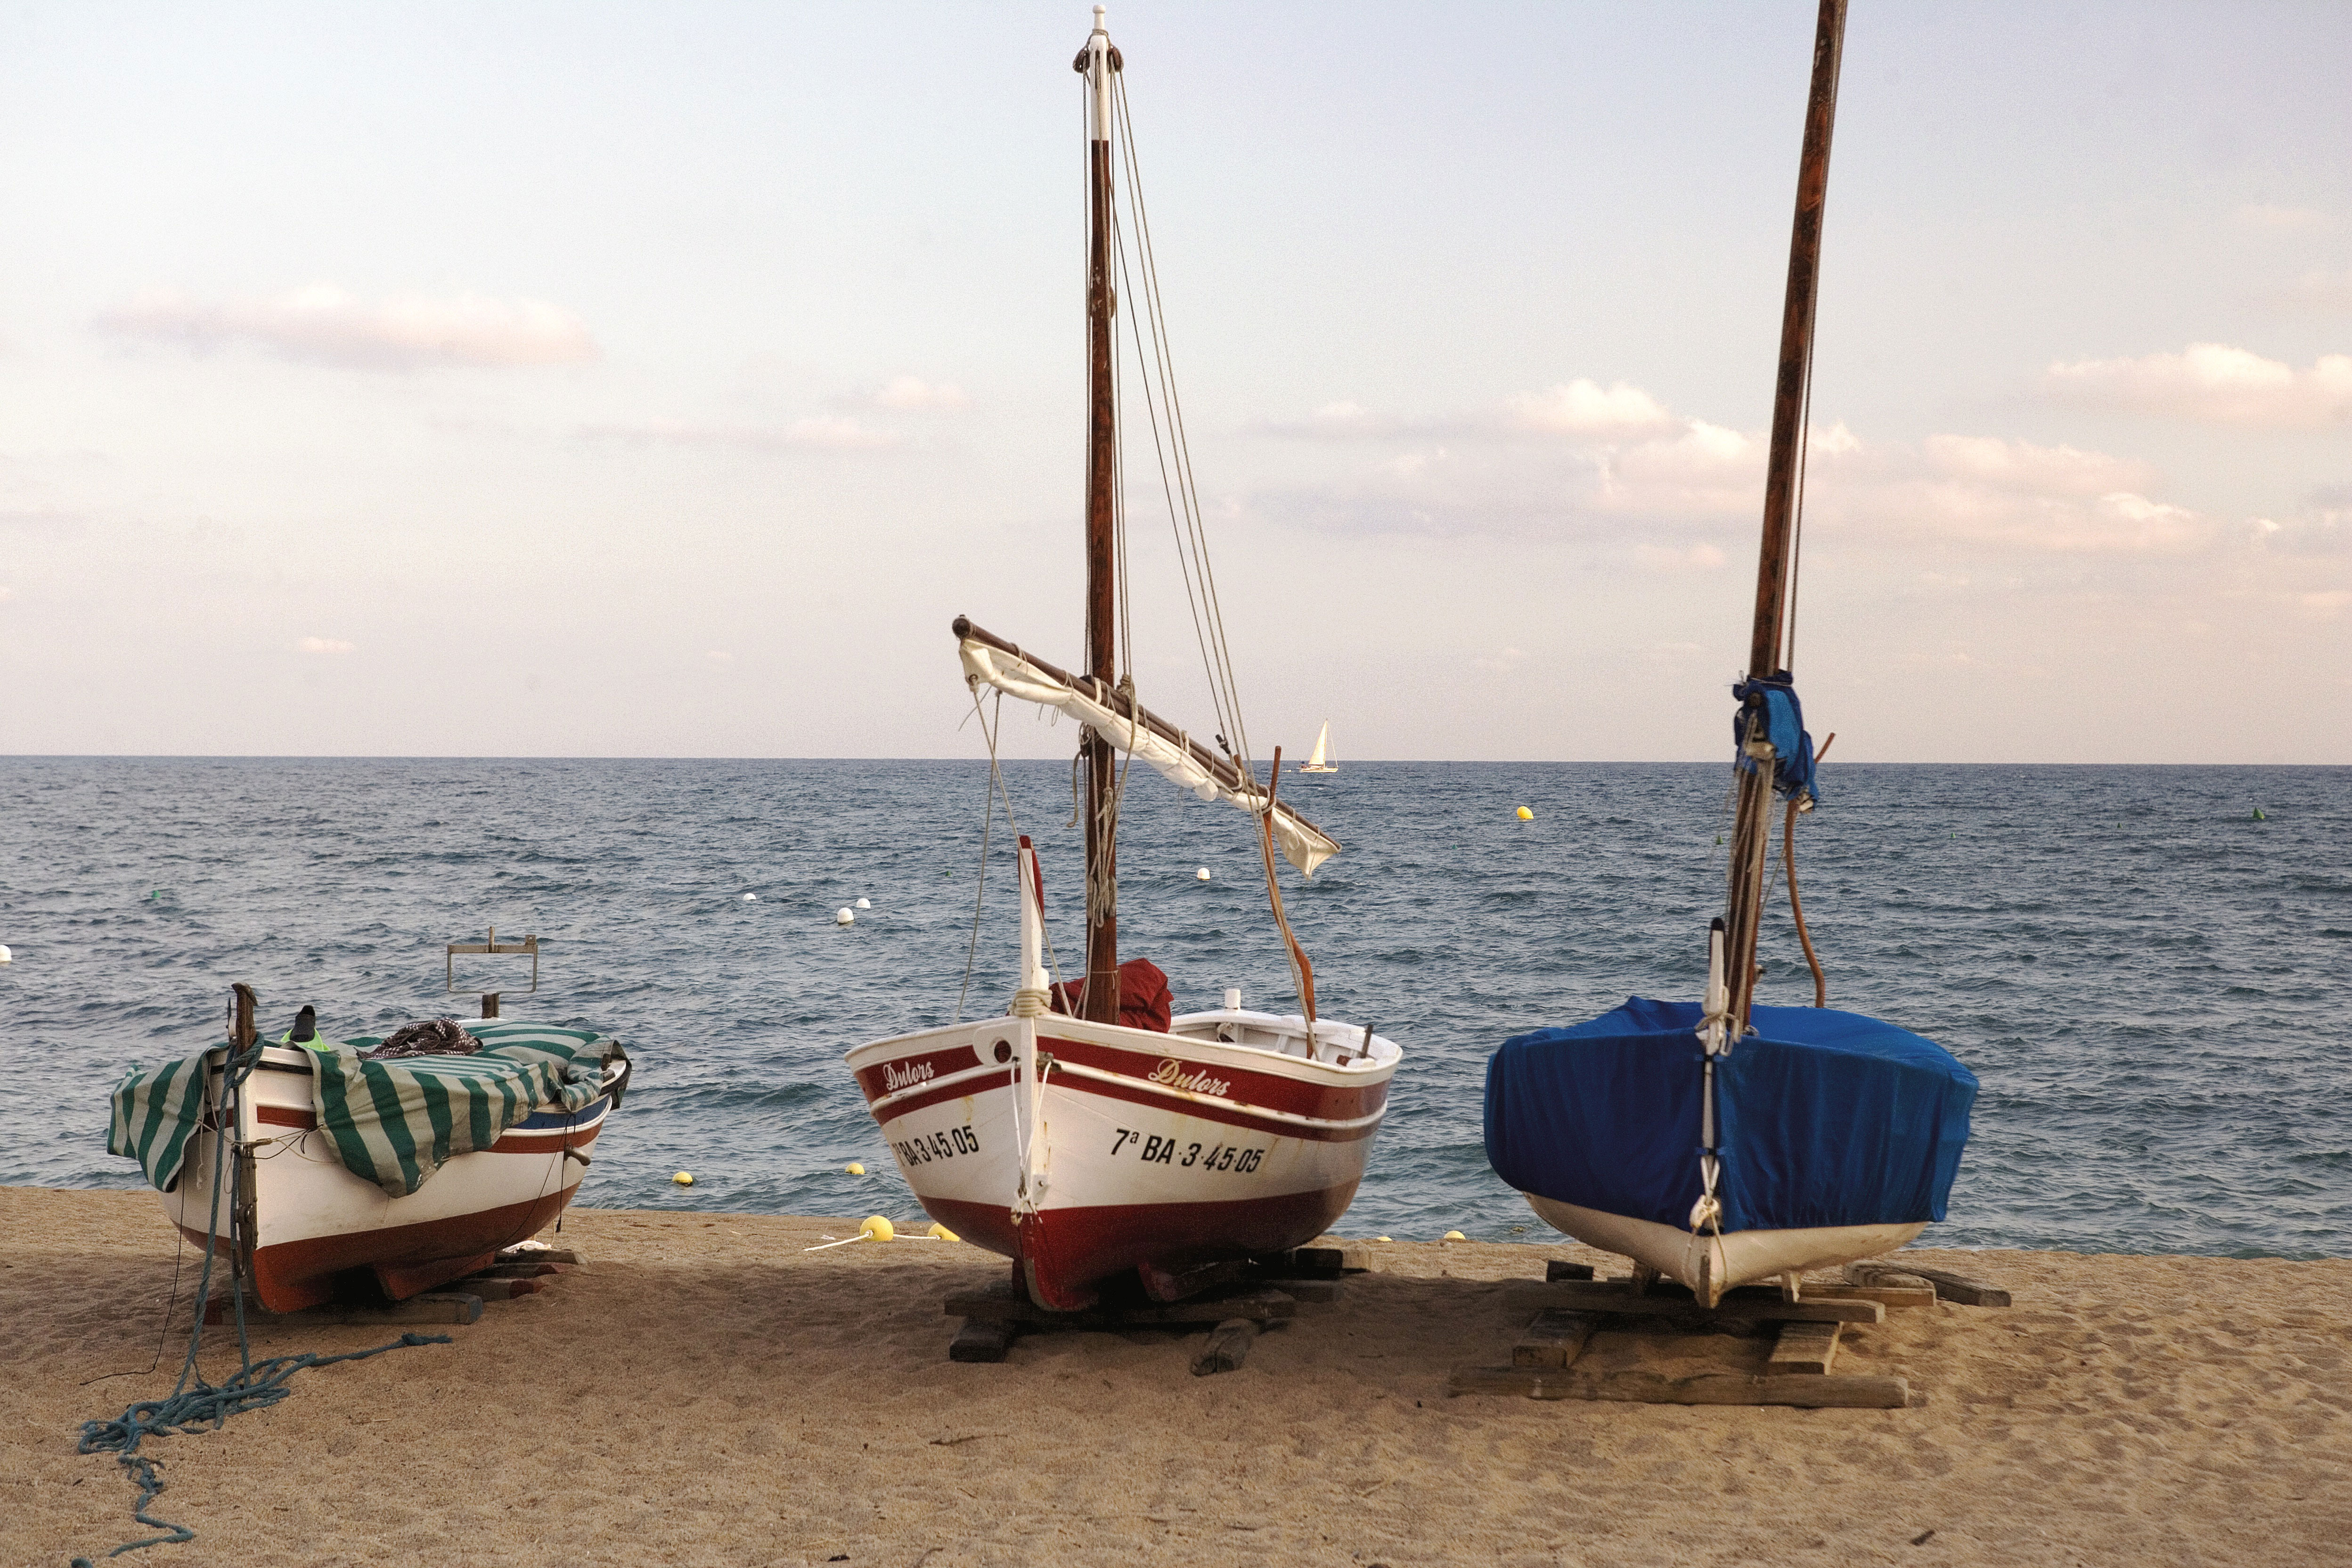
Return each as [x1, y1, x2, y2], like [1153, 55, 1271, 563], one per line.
[856, 897, 871, 909]
[835, 908, 854, 926]
[743, 893, 758, 902]
[0, 944, 11, 964]
[1195, 867, 1211, 882]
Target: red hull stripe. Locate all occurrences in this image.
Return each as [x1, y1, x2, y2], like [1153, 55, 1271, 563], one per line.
[906, 1186, 1362, 1312]
[1047, 1067, 1380, 1143]
[1022, 1184, 1361, 1310]
[853, 1042, 987, 1104]
[865, 1068, 1014, 1122]
[253, 1104, 605, 1155]
[1042, 1034, 1388, 1123]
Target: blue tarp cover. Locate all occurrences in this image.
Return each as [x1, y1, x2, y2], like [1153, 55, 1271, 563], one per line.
[1484, 996, 1976, 1233]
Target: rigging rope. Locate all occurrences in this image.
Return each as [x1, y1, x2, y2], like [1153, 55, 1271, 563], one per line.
[1111, 74, 1255, 777]
[72, 1033, 448, 1565]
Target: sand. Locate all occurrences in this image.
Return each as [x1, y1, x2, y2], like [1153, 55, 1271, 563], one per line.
[4, 1185, 2346, 1568]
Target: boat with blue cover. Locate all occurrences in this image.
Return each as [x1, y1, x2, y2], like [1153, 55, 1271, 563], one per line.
[1482, 0, 1976, 1306]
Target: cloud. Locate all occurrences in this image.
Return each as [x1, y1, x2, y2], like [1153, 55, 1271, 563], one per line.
[297, 636, 355, 655]
[98, 286, 597, 370]
[873, 376, 969, 411]
[2236, 204, 2332, 232]
[1246, 374, 2242, 568]
[2042, 343, 2352, 428]
[1511, 379, 1680, 440]
[1919, 435, 2155, 496]
[1471, 646, 1527, 673]
[2249, 487, 2352, 555]
[2269, 269, 2352, 314]
[1254, 400, 1407, 439]
[581, 415, 898, 451]
[705, 649, 735, 665]
[1635, 543, 1728, 572]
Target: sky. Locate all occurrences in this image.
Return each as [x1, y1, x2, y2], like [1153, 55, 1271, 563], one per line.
[0, 1, 2345, 763]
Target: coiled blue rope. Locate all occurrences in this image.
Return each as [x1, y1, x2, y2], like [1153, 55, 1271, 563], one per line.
[73, 1040, 451, 1563]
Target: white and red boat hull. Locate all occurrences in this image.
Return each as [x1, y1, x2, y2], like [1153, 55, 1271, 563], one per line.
[165, 1040, 626, 1312]
[848, 1009, 1396, 1310]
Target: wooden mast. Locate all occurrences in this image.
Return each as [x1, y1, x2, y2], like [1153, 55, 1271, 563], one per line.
[1079, 6, 1121, 1024]
[1722, 0, 1846, 1032]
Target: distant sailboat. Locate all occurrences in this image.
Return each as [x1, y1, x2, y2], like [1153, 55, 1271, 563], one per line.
[1297, 720, 1337, 774]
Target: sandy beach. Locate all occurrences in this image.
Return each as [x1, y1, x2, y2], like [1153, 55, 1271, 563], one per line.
[5, 1185, 2344, 1568]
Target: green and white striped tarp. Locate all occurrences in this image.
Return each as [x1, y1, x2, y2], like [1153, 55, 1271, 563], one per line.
[106, 1045, 232, 1194]
[320, 1022, 621, 1197]
[106, 1021, 626, 1199]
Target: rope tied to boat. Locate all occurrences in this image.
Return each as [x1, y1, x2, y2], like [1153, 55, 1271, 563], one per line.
[73, 1011, 449, 1564]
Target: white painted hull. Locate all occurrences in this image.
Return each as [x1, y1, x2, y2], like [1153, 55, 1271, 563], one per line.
[849, 1008, 1397, 1310]
[1521, 1193, 1925, 1304]
[166, 1038, 625, 1310]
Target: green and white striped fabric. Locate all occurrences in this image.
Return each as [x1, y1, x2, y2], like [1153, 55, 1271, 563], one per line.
[313, 1022, 621, 1197]
[106, 1022, 624, 1199]
[106, 1045, 231, 1193]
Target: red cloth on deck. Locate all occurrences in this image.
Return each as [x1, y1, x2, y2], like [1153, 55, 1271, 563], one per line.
[1050, 957, 1173, 1033]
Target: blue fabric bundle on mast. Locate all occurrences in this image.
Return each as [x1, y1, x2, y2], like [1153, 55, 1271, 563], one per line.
[1731, 670, 1818, 803]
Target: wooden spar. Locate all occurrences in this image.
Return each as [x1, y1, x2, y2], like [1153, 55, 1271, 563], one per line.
[1256, 749, 1317, 1026]
[1723, 0, 1846, 1030]
[1079, 8, 1120, 1025]
[951, 616, 1339, 857]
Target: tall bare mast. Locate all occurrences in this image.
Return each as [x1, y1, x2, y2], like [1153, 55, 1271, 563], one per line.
[1078, 6, 1121, 1024]
[1721, 0, 1846, 1032]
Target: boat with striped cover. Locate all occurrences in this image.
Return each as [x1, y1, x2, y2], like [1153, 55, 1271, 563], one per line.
[112, 1000, 628, 1312]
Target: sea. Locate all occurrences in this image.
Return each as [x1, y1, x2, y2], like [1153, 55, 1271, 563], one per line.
[2, 757, 2345, 1260]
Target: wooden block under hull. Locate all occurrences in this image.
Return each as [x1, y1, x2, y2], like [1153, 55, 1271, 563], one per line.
[948, 1318, 1021, 1363]
[1593, 1277, 1934, 1311]
[1846, 1261, 2010, 1307]
[1190, 1319, 1260, 1376]
[1512, 1309, 1601, 1369]
[1446, 1364, 1909, 1408]
[1767, 1319, 1843, 1375]
[943, 1284, 1298, 1329]
[1544, 1281, 1884, 1325]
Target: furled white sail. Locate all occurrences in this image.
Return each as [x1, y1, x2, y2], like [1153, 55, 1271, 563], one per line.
[960, 637, 1340, 877]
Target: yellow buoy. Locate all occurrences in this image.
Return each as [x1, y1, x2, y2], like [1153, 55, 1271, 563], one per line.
[1373, 1235, 1392, 1242]
[859, 1215, 896, 1241]
[1515, 806, 1533, 821]
[1442, 1229, 1467, 1241]
[928, 1221, 960, 1242]
[844, 1161, 866, 1176]
[671, 1171, 694, 1186]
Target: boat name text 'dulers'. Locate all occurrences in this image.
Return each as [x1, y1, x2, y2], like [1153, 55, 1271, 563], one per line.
[882, 1059, 937, 1093]
[1150, 1060, 1232, 1098]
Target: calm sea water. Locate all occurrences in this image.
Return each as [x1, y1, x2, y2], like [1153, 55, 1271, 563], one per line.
[2, 757, 2344, 1259]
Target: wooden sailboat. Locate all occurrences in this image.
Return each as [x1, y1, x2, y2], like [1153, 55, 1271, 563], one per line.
[845, 7, 1401, 1314]
[1482, 0, 1975, 1307]
[1297, 720, 1337, 773]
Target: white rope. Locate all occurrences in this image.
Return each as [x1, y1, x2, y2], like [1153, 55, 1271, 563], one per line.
[968, 685, 1070, 1003]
